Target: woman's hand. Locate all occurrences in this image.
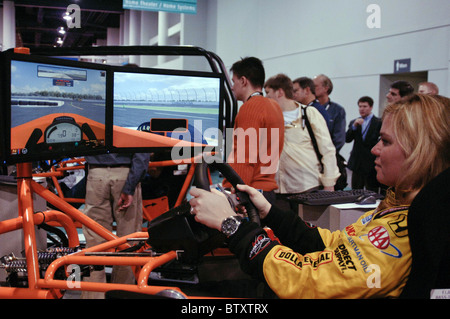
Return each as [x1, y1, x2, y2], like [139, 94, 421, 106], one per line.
[189, 187, 236, 231]
[232, 184, 272, 219]
[235, 184, 272, 219]
[189, 184, 272, 231]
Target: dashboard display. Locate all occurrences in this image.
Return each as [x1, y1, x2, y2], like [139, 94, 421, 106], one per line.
[45, 117, 82, 144]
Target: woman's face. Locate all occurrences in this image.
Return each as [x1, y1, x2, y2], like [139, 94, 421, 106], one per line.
[371, 114, 407, 187]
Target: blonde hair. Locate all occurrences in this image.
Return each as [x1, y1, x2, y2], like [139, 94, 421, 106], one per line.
[380, 94, 450, 207]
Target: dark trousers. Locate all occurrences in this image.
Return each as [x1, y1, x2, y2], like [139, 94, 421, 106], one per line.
[351, 169, 384, 193]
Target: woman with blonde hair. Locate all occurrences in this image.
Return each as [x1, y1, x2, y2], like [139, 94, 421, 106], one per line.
[374, 93, 450, 211]
[189, 94, 449, 298]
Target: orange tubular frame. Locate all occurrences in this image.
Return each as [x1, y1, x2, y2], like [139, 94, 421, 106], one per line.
[0, 154, 213, 299]
[32, 156, 204, 216]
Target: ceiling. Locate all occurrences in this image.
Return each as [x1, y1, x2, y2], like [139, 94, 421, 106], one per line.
[2, 0, 124, 48]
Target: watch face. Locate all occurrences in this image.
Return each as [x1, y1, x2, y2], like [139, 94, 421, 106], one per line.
[223, 219, 237, 233]
[221, 216, 241, 236]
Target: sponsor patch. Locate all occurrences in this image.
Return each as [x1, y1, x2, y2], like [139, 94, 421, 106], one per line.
[334, 243, 357, 272]
[274, 249, 333, 270]
[361, 214, 373, 225]
[368, 226, 390, 250]
[249, 234, 272, 260]
[345, 224, 357, 237]
[388, 213, 408, 237]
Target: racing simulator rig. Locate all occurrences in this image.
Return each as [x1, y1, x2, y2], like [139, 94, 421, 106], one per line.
[0, 46, 263, 299]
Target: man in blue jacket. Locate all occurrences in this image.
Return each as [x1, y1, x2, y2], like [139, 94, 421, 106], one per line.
[313, 74, 346, 152]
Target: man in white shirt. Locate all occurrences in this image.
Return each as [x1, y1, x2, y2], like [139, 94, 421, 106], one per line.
[264, 74, 340, 198]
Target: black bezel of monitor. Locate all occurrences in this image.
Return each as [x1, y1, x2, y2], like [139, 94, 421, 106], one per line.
[108, 65, 224, 156]
[0, 51, 110, 164]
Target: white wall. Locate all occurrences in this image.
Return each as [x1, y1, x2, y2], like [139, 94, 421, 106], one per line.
[202, 0, 450, 161]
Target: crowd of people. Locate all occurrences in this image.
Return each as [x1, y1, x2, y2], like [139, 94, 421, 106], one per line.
[222, 57, 436, 205]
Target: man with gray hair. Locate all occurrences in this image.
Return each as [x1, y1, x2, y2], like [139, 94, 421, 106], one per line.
[313, 74, 346, 152]
[293, 76, 330, 129]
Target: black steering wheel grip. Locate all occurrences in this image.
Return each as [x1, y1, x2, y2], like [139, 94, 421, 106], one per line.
[194, 157, 260, 226]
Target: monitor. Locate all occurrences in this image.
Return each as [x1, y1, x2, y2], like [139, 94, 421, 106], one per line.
[0, 52, 108, 164]
[110, 66, 223, 155]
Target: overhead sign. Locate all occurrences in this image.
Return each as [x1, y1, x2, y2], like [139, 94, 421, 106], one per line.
[394, 58, 411, 74]
[123, 0, 197, 14]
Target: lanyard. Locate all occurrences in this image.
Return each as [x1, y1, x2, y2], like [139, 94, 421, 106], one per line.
[247, 91, 263, 101]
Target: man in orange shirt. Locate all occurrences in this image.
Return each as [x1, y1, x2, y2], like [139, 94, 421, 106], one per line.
[223, 57, 284, 204]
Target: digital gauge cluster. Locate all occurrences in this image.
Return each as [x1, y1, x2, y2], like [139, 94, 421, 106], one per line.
[45, 117, 83, 144]
[18, 115, 103, 158]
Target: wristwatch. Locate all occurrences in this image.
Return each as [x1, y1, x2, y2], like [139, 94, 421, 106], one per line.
[221, 215, 243, 237]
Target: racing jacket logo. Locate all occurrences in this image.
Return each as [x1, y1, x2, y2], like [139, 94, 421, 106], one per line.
[361, 214, 373, 225]
[388, 213, 408, 238]
[249, 234, 272, 260]
[345, 224, 356, 236]
[335, 244, 357, 272]
[368, 226, 390, 250]
[274, 249, 333, 270]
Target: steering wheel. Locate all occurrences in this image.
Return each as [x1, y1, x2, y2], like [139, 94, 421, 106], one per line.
[147, 155, 260, 263]
[194, 156, 260, 226]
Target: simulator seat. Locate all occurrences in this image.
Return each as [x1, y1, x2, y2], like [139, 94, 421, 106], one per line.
[399, 167, 450, 298]
[142, 196, 170, 222]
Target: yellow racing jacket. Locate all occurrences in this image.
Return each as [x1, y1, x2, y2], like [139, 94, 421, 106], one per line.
[228, 204, 411, 299]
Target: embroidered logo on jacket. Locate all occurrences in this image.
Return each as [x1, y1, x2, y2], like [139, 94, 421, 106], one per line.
[368, 226, 390, 250]
[388, 213, 408, 237]
[274, 249, 333, 270]
[249, 234, 272, 260]
[334, 244, 357, 272]
[345, 224, 357, 236]
[361, 214, 373, 225]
